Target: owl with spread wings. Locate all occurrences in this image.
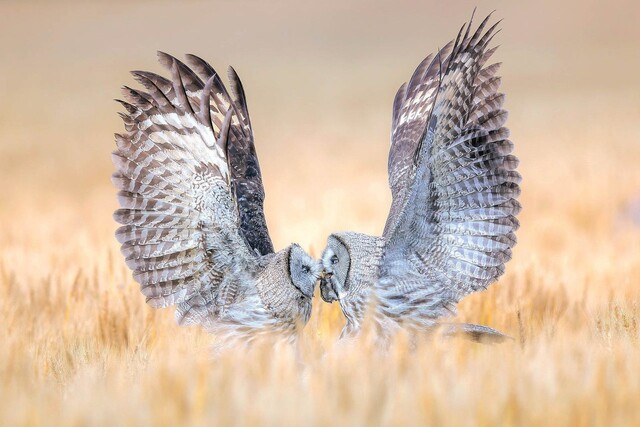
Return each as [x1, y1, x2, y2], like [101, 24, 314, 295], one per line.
[112, 53, 322, 343]
[319, 12, 521, 342]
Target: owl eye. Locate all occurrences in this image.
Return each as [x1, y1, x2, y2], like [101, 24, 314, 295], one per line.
[331, 255, 339, 265]
[302, 265, 311, 274]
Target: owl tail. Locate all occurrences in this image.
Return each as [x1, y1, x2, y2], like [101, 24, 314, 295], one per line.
[434, 323, 513, 344]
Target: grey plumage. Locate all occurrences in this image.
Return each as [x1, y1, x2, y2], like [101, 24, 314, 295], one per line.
[113, 53, 321, 343]
[320, 12, 520, 342]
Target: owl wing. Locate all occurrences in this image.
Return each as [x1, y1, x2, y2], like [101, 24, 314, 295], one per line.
[383, 41, 453, 237]
[113, 53, 267, 326]
[377, 13, 521, 323]
[131, 53, 274, 257]
[183, 55, 274, 256]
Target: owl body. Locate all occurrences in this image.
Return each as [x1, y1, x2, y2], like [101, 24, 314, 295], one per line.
[179, 245, 316, 336]
[321, 231, 442, 339]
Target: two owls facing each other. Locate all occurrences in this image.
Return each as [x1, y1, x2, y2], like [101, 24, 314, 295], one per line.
[112, 12, 519, 346]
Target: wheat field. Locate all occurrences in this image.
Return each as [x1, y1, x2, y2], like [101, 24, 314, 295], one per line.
[1, 1, 639, 426]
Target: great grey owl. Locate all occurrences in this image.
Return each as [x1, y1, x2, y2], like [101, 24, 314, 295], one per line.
[320, 12, 520, 342]
[112, 52, 322, 343]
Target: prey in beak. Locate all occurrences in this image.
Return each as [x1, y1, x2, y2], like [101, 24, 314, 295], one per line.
[319, 271, 338, 303]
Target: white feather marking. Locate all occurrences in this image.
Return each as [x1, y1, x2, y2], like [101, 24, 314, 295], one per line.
[216, 94, 231, 111]
[151, 130, 229, 177]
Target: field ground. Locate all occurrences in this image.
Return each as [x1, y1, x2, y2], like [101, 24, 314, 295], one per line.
[1, 1, 639, 426]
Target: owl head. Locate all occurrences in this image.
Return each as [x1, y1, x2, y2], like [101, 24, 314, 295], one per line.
[320, 232, 384, 304]
[319, 234, 351, 302]
[288, 243, 322, 304]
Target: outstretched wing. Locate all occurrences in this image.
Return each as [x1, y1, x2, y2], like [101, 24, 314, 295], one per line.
[183, 55, 274, 256]
[113, 54, 260, 326]
[378, 13, 521, 323]
[384, 42, 453, 237]
[133, 53, 273, 256]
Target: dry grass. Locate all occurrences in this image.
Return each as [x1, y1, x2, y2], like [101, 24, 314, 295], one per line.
[1, 1, 640, 426]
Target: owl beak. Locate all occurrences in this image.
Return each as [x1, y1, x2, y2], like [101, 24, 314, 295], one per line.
[319, 272, 338, 303]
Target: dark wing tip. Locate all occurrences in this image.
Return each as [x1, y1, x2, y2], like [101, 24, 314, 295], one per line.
[156, 51, 176, 69]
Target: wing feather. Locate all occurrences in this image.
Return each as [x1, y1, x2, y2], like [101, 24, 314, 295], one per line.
[184, 55, 274, 255]
[129, 52, 274, 257]
[384, 42, 454, 237]
[113, 55, 261, 327]
[378, 13, 520, 324]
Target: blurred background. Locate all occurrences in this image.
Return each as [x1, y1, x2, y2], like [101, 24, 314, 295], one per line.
[1, 0, 638, 250]
[1, 1, 639, 425]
